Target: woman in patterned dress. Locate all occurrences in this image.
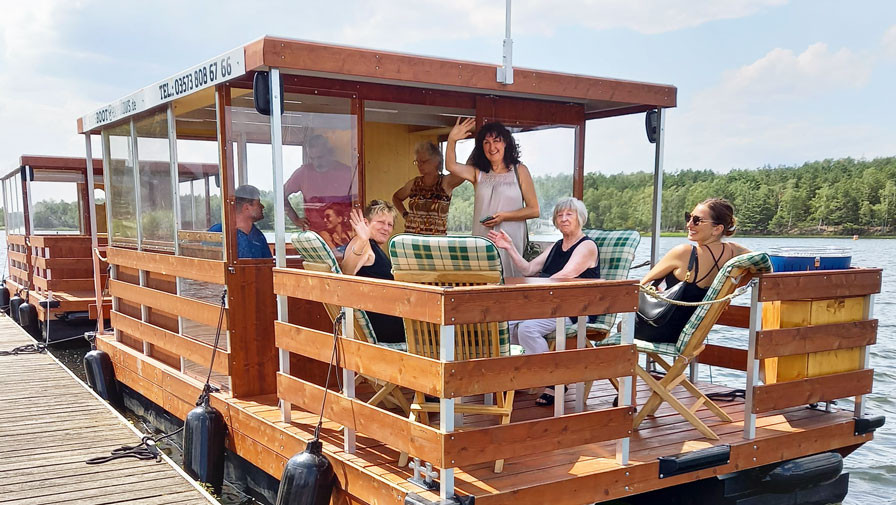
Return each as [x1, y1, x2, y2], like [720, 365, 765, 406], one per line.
[392, 141, 465, 235]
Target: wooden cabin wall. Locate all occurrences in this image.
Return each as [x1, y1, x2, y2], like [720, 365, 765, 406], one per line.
[362, 122, 439, 234]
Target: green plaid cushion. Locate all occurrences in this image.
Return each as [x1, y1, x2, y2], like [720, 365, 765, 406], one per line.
[674, 251, 772, 353]
[290, 231, 383, 347]
[597, 251, 772, 356]
[389, 234, 509, 355]
[540, 230, 640, 338]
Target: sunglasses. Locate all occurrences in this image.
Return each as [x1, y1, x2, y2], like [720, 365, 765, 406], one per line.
[685, 212, 716, 226]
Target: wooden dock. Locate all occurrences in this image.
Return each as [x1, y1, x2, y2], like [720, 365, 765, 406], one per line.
[0, 315, 217, 505]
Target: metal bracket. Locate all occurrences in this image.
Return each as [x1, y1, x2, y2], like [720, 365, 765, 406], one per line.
[854, 415, 885, 436]
[405, 492, 474, 505]
[658, 444, 730, 479]
[407, 457, 439, 491]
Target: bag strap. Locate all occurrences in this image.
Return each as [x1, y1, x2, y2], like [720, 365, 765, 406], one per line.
[511, 165, 530, 248]
[684, 245, 697, 283]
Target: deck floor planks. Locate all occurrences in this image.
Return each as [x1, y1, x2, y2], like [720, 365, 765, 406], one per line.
[232, 367, 864, 503]
[0, 315, 215, 505]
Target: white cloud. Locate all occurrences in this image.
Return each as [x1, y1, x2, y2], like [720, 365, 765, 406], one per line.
[883, 24, 896, 60]
[513, 0, 788, 36]
[665, 42, 883, 171]
[696, 42, 872, 111]
[333, 0, 788, 48]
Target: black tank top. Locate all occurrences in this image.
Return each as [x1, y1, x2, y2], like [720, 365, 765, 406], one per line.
[356, 240, 405, 343]
[539, 236, 600, 279]
[637, 244, 726, 344]
[540, 236, 601, 323]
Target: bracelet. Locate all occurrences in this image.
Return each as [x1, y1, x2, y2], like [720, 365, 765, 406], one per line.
[351, 244, 366, 256]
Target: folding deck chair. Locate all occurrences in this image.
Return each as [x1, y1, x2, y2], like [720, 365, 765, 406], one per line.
[290, 230, 411, 415]
[389, 233, 513, 473]
[599, 251, 772, 440]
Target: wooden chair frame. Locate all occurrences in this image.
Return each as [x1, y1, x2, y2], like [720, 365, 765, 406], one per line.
[394, 269, 513, 473]
[633, 265, 757, 440]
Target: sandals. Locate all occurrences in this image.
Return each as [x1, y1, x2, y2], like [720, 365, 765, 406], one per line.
[535, 385, 567, 407]
[535, 390, 555, 406]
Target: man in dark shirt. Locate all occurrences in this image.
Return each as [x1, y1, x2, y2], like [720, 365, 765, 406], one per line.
[208, 185, 272, 259]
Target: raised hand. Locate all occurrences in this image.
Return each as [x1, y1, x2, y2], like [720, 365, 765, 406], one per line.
[487, 229, 514, 250]
[448, 117, 475, 143]
[349, 208, 371, 243]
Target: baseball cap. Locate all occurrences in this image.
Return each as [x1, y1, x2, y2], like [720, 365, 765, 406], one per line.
[235, 185, 261, 200]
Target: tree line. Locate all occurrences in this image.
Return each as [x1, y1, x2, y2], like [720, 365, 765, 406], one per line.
[4, 156, 894, 236]
[447, 156, 896, 236]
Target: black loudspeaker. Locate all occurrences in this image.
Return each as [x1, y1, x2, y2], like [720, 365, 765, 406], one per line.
[253, 71, 284, 116]
[645, 109, 658, 144]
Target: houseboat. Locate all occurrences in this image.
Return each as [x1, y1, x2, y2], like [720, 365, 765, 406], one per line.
[2, 155, 109, 338]
[75, 36, 883, 504]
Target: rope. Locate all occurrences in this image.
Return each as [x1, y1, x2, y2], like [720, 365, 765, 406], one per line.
[196, 288, 227, 407]
[639, 277, 757, 307]
[0, 343, 47, 356]
[85, 427, 183, 465]
[313, 311, 345, 441]
[93, 247, 107, 263]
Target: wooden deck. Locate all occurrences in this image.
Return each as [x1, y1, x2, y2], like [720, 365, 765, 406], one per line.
[0, 315, 217, 505]
[228, 375, 863, 505]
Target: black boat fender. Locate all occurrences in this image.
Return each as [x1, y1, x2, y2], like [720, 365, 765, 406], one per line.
[275, 439, 336, 505]
[760, 452, 843, 494]
[0, 285, 9, 313]
[9, 292, 24, 323]
[183, 394, 227, 495]
[18, 302, 40, 337]
[83, 349, 122, 406]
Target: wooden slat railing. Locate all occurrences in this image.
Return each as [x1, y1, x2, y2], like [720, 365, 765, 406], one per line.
[743, 268, 882, 439]
[273, 267, 638, 477]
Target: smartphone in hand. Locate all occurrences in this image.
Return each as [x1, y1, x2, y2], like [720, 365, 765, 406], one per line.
[479, 215, 495, 224]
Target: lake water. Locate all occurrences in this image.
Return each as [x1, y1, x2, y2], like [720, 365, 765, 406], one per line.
[2, 232, 892, 504]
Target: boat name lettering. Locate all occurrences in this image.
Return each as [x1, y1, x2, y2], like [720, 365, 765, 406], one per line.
[83, 47, 245, 131]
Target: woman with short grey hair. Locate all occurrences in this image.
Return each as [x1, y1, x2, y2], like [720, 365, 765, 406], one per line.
[488, 196, 600, 406]
[392, 141, 465, 235]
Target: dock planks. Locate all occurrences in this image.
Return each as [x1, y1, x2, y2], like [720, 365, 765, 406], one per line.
[0, 315, 217, 505]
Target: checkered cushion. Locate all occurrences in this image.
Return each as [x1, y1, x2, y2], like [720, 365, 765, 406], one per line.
[598, 251, 773, 356]
[389, 234, 504, 282]
[389, 234, 510, 355]
[290, 231, 392, 348]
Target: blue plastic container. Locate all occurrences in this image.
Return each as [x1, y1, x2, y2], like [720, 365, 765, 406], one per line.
[768, 246, 852, 272]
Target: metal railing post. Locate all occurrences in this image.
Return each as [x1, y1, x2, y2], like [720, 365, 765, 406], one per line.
[744, 284, 762, 439]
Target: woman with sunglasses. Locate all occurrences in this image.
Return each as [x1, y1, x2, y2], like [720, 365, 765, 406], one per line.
[636, 198, 749, 343]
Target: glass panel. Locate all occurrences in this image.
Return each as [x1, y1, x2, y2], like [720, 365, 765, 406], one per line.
[135, 110, 175, 250]
[14, 172, 25, 235]
[514, 126, 575, 243]
[30, 180, 81, 235]
[105, 123, 137, 247]
[280, 93, 358, 247]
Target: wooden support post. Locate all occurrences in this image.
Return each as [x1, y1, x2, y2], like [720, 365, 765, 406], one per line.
[227, 262, 278, 398]
[744, 284, 762, 439]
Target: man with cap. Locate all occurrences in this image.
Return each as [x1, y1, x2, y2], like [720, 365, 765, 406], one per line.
[208, 185, 273, 259]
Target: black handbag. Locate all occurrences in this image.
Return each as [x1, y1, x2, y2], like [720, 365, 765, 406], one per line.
[636, 246, 696, 327]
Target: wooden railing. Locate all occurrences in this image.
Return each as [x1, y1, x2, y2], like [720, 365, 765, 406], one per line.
[273, 267, 640, 500]
[740, 268, 882, 439]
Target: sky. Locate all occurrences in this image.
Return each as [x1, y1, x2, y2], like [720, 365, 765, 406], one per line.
[1, 0, 895, 200]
